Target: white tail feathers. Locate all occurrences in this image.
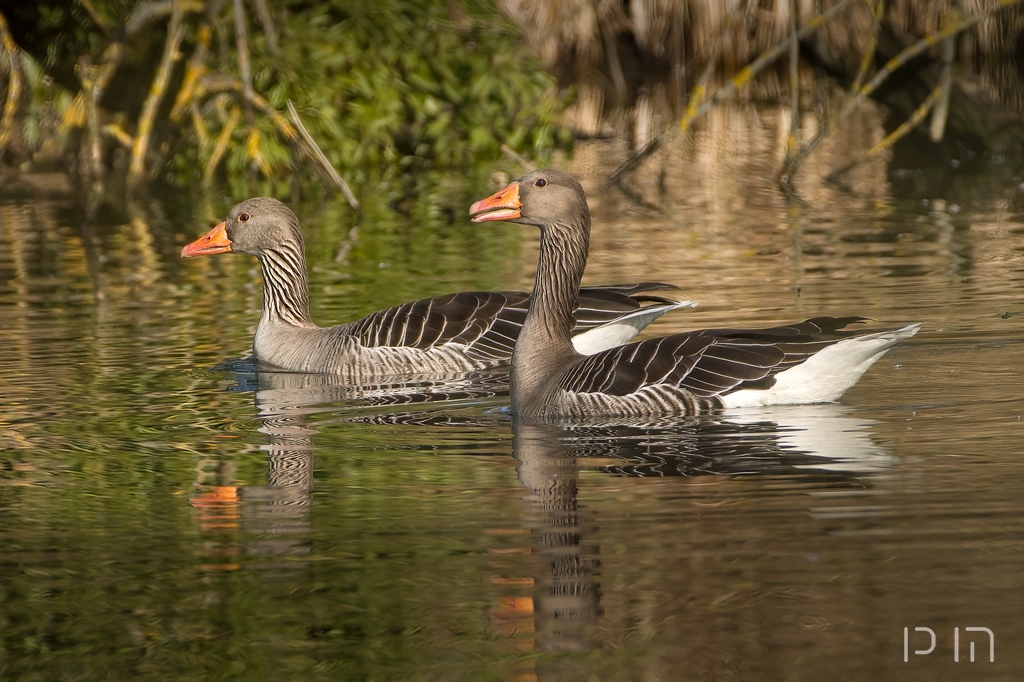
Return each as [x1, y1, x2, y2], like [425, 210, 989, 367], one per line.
[722, 323, 921, 408]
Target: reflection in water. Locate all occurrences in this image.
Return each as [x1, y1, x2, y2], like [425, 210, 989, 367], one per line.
[190, 368, 513, 570]
[512, 421, 600, 658]
[509, 408, 893, 668]
[192, 364, 895, 664]
[207, 364, 899, 668]
[190, 385, 317, 569]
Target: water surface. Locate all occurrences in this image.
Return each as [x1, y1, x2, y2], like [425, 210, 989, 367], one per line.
[2, 122, 1024, 680]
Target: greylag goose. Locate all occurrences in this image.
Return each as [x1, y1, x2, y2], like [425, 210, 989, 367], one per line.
[181, 197, 693, 379]
[469, 169, 920, 420]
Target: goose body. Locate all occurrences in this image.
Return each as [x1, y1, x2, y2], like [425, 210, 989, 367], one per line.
[181, 197, 693, 379]
[469, 170, 920, 420]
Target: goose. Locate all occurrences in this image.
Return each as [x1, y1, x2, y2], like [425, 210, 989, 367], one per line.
[180, 197, 694, 379]
[469, 169, 920, 420]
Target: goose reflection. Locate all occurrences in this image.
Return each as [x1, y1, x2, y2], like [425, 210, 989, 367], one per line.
[189, 367, 510, 570]
[190, 367, 896, 669]
[239, 368, 511, 521]
[537, 406, 895, 478]
[507, 406, 894, 662]
[510, 420, 599, 655]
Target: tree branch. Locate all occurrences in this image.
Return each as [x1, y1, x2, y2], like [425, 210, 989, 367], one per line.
[128, 0, 186, 191]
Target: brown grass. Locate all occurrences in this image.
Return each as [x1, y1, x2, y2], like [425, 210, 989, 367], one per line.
[500, 0, 1024, 128]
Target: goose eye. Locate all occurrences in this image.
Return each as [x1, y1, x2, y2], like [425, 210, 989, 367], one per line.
[535, 178, 547, 188]
[238, 213, 250, 222]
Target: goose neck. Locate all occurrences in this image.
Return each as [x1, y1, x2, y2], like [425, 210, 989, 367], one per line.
[519, 219, 590, 355]
[256, 241, 314, 327]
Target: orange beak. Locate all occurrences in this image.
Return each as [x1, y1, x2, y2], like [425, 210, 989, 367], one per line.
[470, 181, 522, 223]
[181, 221, 232, 257]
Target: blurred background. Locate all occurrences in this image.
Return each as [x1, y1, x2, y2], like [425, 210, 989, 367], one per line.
[1, 0, 1024, 211]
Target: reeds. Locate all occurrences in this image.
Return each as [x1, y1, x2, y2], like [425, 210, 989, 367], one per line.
[503, 0, 1024, 201]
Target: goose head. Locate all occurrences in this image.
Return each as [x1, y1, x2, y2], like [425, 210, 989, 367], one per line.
[181, 197, 303, 258]
[470, 169, 590, 230]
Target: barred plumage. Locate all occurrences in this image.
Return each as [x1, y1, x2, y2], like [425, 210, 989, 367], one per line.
[470, 170, 920, 420]
[181, 197, 694, 377]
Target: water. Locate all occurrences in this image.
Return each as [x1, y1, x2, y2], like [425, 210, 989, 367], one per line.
[2, 124, 1024, 680]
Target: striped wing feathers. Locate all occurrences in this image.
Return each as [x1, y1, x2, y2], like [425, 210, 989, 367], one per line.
[345, 283, 682, 359]
[561, 334, 782, 397]
[558, 317, 873, 399]
[570, 282, 682, 328]
[347, 292, 512, 351]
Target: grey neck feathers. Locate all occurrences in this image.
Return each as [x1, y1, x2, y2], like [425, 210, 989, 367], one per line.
[515, 217, 590, 377]
[256, 240, 314, 327]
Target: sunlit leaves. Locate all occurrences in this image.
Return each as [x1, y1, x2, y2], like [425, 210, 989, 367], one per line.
[186, 0, 570, 193]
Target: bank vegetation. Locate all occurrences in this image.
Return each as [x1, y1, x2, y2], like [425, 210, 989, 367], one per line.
[1, 0, 1024, 209]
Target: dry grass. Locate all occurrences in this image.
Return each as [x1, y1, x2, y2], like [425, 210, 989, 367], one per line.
[501, 0, 1024, 200]
[501, 0, 1024, 130]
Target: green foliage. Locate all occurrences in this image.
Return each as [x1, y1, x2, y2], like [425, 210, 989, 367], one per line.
[184, 0, 570, 194]
[15, 54, 74, 158]
[6, 0, 569, 198]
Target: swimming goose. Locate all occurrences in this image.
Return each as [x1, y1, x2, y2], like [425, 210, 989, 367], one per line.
[181, 197, 693, 379]
[469, 169, 920, 420]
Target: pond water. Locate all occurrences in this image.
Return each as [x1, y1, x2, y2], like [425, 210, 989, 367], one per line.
[2, 111, 1024, 680]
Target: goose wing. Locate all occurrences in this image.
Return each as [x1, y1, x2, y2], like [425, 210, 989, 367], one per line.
[345, 283, 688, 362]
[571, 282, 684, 328]
[467, 282, 688, 362]
[345, 291, 515, 351]
[559, 316, 873, 398]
